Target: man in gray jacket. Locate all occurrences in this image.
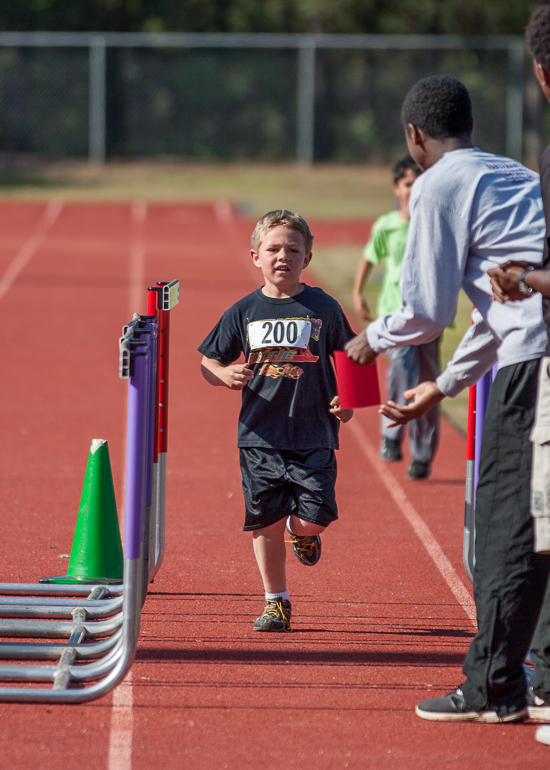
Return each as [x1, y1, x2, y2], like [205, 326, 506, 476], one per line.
[346, 75, 550, 722]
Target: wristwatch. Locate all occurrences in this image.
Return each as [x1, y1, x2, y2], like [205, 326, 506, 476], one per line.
[517, 265, 535, 295]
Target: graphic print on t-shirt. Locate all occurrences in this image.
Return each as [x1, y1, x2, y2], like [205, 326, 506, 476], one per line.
[197, 285, 356, 449]
[247, 317, 322, 380]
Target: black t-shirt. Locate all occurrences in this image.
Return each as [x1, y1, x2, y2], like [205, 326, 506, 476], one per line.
[541, 145, 550, 354]
[198, 285, 355, 449]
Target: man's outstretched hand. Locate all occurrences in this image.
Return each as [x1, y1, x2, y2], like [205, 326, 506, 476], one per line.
[379, 381, 445, 426]
[344, 331, 378, 366]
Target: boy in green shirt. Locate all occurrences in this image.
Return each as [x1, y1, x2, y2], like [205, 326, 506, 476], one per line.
[352, 156, 440, 479]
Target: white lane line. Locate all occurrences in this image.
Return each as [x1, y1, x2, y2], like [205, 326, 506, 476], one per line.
[108, 671, 134, 770]
[213, 200, 258, 283]
[108, 202, 144, 770]
[213, 199, 234, 225]
[349, 419, 477, 627]
[129, 200, 147, 317]
[0, 199, 63, 302]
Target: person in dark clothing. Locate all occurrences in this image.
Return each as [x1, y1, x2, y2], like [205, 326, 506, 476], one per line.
[346, 72, 550, 724]
[488, 3, 550, 747]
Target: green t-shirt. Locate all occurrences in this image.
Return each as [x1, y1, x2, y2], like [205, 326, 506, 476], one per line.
[363, 210, 409, 317]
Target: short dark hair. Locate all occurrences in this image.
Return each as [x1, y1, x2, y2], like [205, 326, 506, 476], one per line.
[401, 76, 473, 139]
[526, 5, 550, 72]
[393, 156, 420, 184]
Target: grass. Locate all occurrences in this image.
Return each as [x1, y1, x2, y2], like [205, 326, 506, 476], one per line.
[0, 160, 395, 218]
[0, 159, 471, 431]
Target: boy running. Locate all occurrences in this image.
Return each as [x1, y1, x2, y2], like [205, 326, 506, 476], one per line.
[353, 156, 440, 479]
[199, 210, 354, 632]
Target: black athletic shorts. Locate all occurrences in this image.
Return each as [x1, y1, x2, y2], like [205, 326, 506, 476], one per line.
[239, 447, 338, 531]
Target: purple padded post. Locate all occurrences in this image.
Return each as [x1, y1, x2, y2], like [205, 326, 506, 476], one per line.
[124, 338, 151, 560]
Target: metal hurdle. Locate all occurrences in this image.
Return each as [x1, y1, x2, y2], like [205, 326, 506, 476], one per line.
[0, 280, 179, 701]
[146, 281, 178, 583]
[463, 366, 496, 584]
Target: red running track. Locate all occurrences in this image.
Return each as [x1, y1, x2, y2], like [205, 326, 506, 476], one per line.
[0, 201, 546, 769]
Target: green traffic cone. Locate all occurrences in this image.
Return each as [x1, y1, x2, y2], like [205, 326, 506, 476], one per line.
[40, 439, 123, 584]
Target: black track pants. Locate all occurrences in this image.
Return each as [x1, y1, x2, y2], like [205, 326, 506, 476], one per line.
[460, 359, 550, 716]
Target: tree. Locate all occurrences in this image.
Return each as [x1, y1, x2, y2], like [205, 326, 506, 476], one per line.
[0, 0, 538, 35]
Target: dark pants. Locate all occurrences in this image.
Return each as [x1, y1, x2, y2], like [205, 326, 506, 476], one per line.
[461, 359, 550, 716]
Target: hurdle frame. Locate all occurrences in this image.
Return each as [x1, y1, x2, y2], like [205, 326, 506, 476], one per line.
[0, 280, 179, 700]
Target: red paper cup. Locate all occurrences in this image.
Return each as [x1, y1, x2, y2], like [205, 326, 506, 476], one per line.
[334, 350, 381, 409]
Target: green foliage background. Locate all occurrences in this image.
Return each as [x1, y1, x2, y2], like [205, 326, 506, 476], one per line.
[0, 2, 545, 164]
[0, 0, 539, 35]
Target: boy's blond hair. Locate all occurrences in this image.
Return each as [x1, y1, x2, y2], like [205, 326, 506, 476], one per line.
[251, 210, 314, 253]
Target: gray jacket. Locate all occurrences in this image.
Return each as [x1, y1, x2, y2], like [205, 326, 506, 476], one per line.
[366, 147, 547, 397]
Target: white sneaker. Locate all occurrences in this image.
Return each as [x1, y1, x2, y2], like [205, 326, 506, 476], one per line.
[535, 725, 550, 746]
[527, 686, 550, 721]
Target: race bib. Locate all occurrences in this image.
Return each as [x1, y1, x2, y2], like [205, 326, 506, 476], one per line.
[248, 319, 312, 351]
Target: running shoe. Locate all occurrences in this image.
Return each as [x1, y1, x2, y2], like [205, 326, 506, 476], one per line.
[253, 597, 292, 632]
[408, 460, 431, 480]
[527, 686, 550, 721]
[416, 688, 528, 723]
[535, 725, 550, 746]
[285, 521, 321, 566]
[380, 438, 402, 462]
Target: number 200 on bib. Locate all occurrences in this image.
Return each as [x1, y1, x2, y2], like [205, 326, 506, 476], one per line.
[248, 319, 312, 350]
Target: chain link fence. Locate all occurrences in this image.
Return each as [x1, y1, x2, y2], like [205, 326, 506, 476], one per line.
[0, 45, 89, 159]
[0, 32, 540, 166]
[107, 47, 298, 160]
[312, 47, 513, 162]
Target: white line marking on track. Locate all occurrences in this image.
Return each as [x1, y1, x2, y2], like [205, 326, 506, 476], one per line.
[349, 419, 477, 627]
[213, 201, 259, 283]
[129, 200, 147, 317]
[108, 202, 144, 769]
[108, 671, 134, 770]
[213, 199, 234, 224]
[0, 199, 63, 302]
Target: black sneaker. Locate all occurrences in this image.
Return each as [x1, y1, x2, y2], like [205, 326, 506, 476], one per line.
[408, 460, 431, 480]
[285, 522, 321, 566]
[253, 597, 292, 632]
[527, 686, 550, 721]
[416, 688, 528, 723]
[380, 438, 402, 462]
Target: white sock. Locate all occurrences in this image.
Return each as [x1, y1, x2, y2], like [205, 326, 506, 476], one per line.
[287, 515, 318, 539]
[266, 590, 290, 602]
